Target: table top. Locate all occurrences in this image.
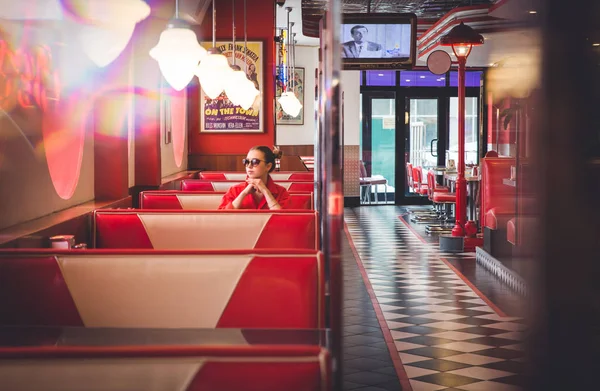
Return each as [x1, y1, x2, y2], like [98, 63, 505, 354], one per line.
[503, 178, 517, 187]
[443, 172, 480, 182]
[0, 327, 327, 349]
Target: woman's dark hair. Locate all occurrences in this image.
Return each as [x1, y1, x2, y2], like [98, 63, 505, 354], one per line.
[250, 146, 283, 173]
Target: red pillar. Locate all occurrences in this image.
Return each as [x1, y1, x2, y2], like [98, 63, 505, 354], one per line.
[452, 57, 467, 237]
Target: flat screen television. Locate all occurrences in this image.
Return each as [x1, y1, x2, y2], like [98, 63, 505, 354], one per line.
[341, 13, 417, 70]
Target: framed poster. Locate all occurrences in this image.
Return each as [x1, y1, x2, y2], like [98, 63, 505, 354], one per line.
[200, 41, 263, 133]
[276, 67, 304, 125]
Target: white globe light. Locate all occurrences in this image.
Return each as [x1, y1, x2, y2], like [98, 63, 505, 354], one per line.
[278, 91, 302, 117]
[224, 68, 250, 106]
[196, 49, 233, 99]
[150, 28, 207, 91]
[288, 96, 303, 117]
[80, 24, 135, 67]
[77, 0, 150, 67]
[237, 78, 260, 111]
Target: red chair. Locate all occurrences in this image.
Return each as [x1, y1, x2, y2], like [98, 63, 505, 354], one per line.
[424, 170, 456, 233]
[406, 162, 414, 193]
[359, 161, 387, 204]
[411, 167, 428, 196]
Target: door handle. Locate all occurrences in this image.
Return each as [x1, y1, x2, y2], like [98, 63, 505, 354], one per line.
[430, 138, 438, 157]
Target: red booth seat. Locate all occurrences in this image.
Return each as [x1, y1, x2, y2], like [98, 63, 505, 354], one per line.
[0, 249, 324, 329]
[140, 191, 314, 210]
[481, 157, 516, 229]
[199, 172, 314, 181]
[507, 217, 516, 245]
[0, 343, 330, 391]
[507, 216, 538, 246]
[486, 197, 537, 230]
[93, 210, 319, 250]
[181, 180, 314, 193]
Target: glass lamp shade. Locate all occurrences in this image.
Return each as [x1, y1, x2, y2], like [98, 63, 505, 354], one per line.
[196, 50, 233, 99]
[80, 24, 135, 67]
[224, 68, 250, 106]
[278, 91, 302, 117]
[77, 0, 150, 67]
[237, 79, 260, 111]
[150, 28, 207, 91]
[452, 43, 473, 59]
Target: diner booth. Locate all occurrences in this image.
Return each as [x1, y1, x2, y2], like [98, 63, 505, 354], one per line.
[0, 0, 336, 390]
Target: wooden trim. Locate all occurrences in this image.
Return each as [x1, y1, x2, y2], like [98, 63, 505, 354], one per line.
[0, 197, 131, 248]
[278, 145, 315, 156]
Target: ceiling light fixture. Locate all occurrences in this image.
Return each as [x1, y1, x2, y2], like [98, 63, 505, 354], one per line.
[77, 0, 150, 67]
[224, 0, 259, 109]
[149, 0, 207, 91]
[196, 0, 233, 99]
[278, 8, 302, 118]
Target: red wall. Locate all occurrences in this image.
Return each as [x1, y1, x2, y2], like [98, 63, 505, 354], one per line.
[188, 0, 276, 154]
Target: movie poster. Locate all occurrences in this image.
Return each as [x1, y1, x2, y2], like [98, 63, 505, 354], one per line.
[199, 41, 263, 133]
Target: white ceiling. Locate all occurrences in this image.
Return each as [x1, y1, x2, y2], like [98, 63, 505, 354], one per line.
[275, 0, 320, 47]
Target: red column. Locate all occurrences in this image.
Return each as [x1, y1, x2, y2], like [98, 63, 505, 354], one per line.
[452, 57, 467, 237]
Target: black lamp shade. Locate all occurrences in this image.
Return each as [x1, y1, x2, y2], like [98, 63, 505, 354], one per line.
[440, 22, 484, 46]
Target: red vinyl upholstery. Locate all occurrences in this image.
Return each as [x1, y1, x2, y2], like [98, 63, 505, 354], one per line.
[140, 191, 314, 210]
[426, 170, 452, 201]
[406, 163, 413, 192]
[181, 180, 314, 193]
[506, 216, 537, 247]
[93, 210, 319, 250]
[412, 167, 428, 195]
[0, 249, 325, 329]
[0, 345, 330, 391]
[507, 218, 516, 245]
[199, 172, 314, 181]
[481, 157, 516, 229]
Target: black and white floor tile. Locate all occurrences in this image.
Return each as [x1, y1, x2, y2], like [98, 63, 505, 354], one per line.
[343, 206, 527, 391]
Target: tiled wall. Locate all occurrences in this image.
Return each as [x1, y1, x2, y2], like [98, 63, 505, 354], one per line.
[344, 145, 360, 197]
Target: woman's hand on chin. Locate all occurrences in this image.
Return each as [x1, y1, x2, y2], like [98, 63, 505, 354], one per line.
[246, 178, 267, 193]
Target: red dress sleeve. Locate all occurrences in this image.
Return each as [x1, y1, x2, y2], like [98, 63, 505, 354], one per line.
[277, 187, 291, 209]
[218, 186, 239, 209]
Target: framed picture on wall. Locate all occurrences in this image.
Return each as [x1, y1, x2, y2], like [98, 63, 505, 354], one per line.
[276, 67, 304, 125]
[199, 41, 263, 133]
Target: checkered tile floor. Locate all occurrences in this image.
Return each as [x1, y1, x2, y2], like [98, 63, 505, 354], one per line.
[344, 206, 527, 391]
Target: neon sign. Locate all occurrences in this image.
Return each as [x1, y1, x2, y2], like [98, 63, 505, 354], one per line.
[0, 40, 61, 112]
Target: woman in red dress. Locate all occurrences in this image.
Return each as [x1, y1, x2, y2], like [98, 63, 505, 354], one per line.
[218, 146, 289, 210]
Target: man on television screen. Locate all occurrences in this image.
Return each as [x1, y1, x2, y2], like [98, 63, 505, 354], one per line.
[341, 25, 382, 58]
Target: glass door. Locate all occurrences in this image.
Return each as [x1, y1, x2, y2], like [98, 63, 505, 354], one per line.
[361, 92, 396, 204]
[404, 98, 445, 199]
[449, 97, 480, 166]
[407, 98, 439, 169]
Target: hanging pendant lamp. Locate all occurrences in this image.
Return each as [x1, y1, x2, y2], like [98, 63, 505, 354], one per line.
[223, 0, 247, 106]
[277, 9, 302, 117]
[196, 0, 233, 99]
[238, 0, 260, 109]
[150, 0, 207, 91]
[223, 0, 259, 110]
[73, 0, 150, 67]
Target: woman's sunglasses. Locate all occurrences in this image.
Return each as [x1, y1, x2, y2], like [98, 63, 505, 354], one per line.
[242, 158, 264, 167]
